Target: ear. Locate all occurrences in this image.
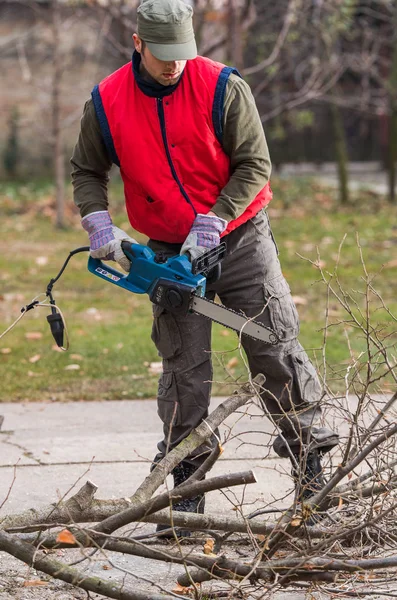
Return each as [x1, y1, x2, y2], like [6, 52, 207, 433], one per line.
[132, 33, 142, 53]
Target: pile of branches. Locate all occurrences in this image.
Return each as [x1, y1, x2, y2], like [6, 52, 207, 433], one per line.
[1, 243, 397, 599]
[1, 371, 397, 599]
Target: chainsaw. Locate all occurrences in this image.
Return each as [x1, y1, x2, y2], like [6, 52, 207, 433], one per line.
[87, 241, 278, 345]
[14, 242, 278, 349]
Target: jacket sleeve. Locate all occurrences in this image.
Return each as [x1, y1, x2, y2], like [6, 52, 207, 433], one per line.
[71, 99, 113, 218]
[211, 73, 272, 222]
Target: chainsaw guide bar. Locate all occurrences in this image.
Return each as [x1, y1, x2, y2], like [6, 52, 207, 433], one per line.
[191, 296, 278, 344]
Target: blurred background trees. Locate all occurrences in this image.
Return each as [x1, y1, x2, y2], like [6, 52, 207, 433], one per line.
[1, 0, 397, 208]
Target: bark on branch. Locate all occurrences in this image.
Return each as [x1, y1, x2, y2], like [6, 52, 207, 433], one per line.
[0, 530, 176, 600]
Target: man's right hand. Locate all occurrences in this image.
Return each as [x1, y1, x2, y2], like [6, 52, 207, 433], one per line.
[82, 210, 137, 273]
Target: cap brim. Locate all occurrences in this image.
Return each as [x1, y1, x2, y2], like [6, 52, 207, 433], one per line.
[146, 39, 197, 61]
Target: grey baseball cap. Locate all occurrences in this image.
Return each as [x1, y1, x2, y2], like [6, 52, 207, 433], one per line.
[137, 0, 197, 61]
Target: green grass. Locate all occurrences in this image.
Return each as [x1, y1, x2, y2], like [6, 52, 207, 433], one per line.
[0, 177, 396, 401]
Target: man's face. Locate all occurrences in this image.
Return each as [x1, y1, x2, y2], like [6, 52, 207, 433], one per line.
[133, 34, 187, 86]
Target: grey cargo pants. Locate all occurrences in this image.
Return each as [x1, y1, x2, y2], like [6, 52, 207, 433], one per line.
[149, 211, 339, 466]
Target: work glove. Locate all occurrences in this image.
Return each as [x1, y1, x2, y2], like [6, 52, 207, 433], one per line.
[82, 210, 137, 273]
[180, 213, 227, 262]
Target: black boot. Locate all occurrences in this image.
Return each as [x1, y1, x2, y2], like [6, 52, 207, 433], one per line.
[156, 461, 205, 539]
[292, 449, 325, 503]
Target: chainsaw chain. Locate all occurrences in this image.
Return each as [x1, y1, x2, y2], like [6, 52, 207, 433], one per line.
[191, 295, 278, 344]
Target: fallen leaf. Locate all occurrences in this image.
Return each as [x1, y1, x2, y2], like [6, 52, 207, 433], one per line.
[25, 331, 43, 340]
[203, 538, 215, 555]
[64, 364, 80, 371]
[290, 516, 302, 527]
[321, 236, 334, 246]
[86, 307, 102, 321]
[0, 348, 12, 354]
[70, 354, 83, 360]
[273, 550, 288, 558]
[35, 256, 48, 266]
[220, 329, 230, 336]
[384, 259, 397, 269]
[29, 354, 41, 363]
[313, 260, 326, 269]
[227, 357, 239, 368]
[102, 564, 112, 570]
[4, 293, 24, 302]
[258, 536, 270, 550]
[23, 580, 48, 587]
[56, 529, 76, 544]
[27, 370, 38, 377]
[116, 342, 124, 349]
[171, 582, 192, 595]
[148, 361, 163, 374]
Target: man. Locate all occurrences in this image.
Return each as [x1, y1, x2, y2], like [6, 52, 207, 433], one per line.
[72, 0, 339, 532]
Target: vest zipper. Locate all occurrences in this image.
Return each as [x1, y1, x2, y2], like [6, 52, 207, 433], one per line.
[156, 97, 197, 217]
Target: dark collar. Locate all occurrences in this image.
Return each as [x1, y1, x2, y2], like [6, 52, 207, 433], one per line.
[132, 50, 184, 98]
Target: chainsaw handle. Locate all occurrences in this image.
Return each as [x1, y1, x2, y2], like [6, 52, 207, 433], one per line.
[121, 240, 138, 260]
[206, 263, 222, 285]
[121, 240, 225, 285]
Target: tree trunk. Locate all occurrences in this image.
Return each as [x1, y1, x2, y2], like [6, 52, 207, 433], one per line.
[227, 0, 244, 70]
[52, 0, 65, 229]
[388, 1, 397, 203]
[330, 98, 349, 205]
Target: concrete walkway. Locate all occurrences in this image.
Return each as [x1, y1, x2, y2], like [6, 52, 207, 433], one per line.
[277, 161, 391, 195]
[0, 397, 291, 512]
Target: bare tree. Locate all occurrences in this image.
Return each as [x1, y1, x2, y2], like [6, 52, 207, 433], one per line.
[51, 0, 65, 229]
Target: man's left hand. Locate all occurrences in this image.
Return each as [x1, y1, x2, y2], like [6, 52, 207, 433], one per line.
[181, 213, 227, 261]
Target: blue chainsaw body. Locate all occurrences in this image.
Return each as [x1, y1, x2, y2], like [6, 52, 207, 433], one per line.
[87, 243, 207, 298]
[85, 241, 278, 343]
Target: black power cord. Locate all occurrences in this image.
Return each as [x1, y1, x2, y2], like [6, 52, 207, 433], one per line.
[44, 246, 90, 347]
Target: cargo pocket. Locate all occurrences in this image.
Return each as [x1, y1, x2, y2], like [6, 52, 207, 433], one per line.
[264, 210, 280, 255]
[157, 371, 181, 427]
[290, 353, 321, 403]
[264, 275, 300, 342]
[151, 305, 182, 359]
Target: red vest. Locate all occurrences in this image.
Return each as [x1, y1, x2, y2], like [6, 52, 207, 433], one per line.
[93, 56, 272, 243]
